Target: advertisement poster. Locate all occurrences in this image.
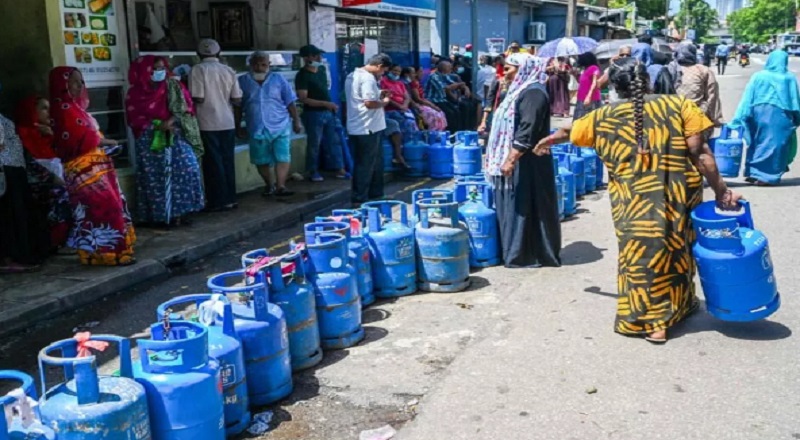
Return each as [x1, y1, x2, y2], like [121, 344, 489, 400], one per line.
[60, 0, 124, 85]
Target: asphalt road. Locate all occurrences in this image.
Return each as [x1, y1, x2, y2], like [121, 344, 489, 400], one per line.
[1, 54, 797, 440]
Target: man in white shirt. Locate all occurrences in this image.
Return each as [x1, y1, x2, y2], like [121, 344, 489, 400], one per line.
[190, 38, 243, 212]
[345, 53, 393, 205]
[476, 54, 495, 106]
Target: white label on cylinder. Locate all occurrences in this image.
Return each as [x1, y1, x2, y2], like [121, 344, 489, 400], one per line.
[330, 257, 343, 269]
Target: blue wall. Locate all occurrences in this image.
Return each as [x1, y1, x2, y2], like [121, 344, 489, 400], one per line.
[535, 3, 569, 41]
[446, 0, 509, 53]
[507, 3, 529, 46]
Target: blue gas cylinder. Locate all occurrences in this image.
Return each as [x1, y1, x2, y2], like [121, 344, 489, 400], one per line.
[362, 202, 418, 297]
[207, 271, 293, 405]
[428, 131, 453, 179]
[568, 153, 586, 196]
[38, 336, 151, 440]
[711, 126, 744, 177]
[454, 182, 500, 268]
[316, 212, 375, 308]
[156, 295, 250, 435]
[414, 199, 471, 292]
[595, 153, 605, 188]
[691, 201, 780, 322]
[453, 131, 482, 176]
[255, 253, 323, 370]
[382, 137, 396, 172]
[0, 371, 55, 440]
[556, 173, 565, 221]
[306, 233, 365, 349]
[455, 174, 487, 184]
[411, 189, 454, 225]
[579, 148, 598, 192]
[554, 152, 577, 217]
[403, 132, 429, 177]
[134, 321, 224, 440]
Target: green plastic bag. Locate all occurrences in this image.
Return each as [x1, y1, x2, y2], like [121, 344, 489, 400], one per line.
[150, 120, 174, 153]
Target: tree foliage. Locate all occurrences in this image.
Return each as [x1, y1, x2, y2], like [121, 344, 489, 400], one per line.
[728, 0, 797, 43]
[674, 0, 718, 40]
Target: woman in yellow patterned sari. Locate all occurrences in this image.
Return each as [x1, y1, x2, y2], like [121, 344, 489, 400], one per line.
[537, 58, 741, 343]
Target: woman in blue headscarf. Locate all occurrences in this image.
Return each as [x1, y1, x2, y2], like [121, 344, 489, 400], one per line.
[730, 50, 800, 185]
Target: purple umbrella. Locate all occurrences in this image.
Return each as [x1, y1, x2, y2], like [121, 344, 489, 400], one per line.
[537, 37, 598, 58]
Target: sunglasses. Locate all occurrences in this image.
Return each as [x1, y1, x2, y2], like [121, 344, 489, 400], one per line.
[619, 53, 631, 57]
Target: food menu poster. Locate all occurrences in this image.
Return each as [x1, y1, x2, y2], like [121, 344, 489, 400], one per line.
[60, 0, 123, 85]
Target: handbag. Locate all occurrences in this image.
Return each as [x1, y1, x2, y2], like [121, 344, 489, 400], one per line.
[0, 166, 6, 198]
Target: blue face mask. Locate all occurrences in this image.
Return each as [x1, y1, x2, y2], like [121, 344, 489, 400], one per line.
[456, 67, 465, 74]
[151, 69, 167, 82]
[310, 61, 323, 68]
[387, 73, 400, 81]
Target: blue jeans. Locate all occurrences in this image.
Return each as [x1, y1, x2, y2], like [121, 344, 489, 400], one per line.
[303, 110, 345, 174]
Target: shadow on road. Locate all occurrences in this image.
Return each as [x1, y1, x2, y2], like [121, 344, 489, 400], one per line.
[725, 176, 800, 188]
[672, 308, 792, 341]
[561, 241, 607, 266]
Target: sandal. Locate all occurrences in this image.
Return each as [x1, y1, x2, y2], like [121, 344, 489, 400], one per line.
[275, 187, 295, 197]
[645, 330, 667, 344]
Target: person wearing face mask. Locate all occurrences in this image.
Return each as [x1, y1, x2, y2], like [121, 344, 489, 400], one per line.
[345, 53, 393, 205]
[189, 38, 243, 212]
[403, 66, 447, 131]
[236, 51, 302, 197]
[295, 45, 349, 182]
[126, 55, 205, 228]
[50, 67, 136, 266]
[380, 64, 419, 138]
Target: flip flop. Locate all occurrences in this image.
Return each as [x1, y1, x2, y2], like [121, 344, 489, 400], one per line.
[645, 335, 668, 344]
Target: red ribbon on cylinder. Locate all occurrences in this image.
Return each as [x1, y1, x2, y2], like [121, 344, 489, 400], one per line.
[73, 332, 109, 357]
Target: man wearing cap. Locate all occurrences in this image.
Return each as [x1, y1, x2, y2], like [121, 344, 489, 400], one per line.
[190, 38, 243, 212]
[235, 51, 302, 198]
[345, 53, 393, 205]
[295, 45, 348, 182]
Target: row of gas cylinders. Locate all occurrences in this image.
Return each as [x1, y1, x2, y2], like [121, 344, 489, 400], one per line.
[385, 130, 482, 179]
[550, 142, 605, 220]
[0, 184, 500, 440]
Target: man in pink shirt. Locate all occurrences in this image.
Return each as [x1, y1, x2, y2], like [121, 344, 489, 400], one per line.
[190, 38, 243, 211]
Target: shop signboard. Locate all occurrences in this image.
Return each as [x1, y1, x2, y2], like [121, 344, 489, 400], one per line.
[343, 0, 381, 6]
[59, 0, 125, 85]
[348, 0, 436, 18]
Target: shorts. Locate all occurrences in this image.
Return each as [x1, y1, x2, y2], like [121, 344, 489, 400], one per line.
[384, 117, 401, 137]
[249, 125, 291, 166]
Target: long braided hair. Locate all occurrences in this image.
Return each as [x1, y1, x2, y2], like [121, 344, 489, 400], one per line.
[609, 58, 650, 154]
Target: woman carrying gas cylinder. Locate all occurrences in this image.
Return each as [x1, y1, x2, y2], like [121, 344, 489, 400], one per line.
[538, 58, 741, 343]
[729, 50, 800, 186]
[485, 53, 561, 269]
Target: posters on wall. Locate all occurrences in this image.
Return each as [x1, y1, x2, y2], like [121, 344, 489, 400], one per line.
[60, 0, 124, 85]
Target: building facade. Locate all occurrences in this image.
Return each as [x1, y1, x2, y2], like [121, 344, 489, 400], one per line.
[0, 0, 435, 206]
[718, 0, 750, 24]
[438, 0, 626, 57]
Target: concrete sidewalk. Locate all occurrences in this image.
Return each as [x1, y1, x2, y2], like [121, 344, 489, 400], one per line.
[0, 176, 399, 338]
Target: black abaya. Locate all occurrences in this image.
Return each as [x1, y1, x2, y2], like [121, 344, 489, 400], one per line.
[492, 85, 561, 268]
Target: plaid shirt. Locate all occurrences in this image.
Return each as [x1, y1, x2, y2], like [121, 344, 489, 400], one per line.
[424, 71, 452, 103]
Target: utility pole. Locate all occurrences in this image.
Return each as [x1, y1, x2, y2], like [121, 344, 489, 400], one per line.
[566, 0, 578, 37]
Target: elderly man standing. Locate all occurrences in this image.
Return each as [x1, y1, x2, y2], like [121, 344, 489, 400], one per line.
[236, 51, 302, 197]
[345, 53, 393, 205]
[190, 38, 243, 212]
[295, 45, 348, 182]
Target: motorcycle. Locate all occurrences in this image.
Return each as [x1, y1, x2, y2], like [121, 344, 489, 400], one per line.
[739, 54, 750, 68]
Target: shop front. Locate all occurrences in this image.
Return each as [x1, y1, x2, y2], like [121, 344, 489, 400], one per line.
[5, 0, 310, 204]
[309, 0, 435, 105]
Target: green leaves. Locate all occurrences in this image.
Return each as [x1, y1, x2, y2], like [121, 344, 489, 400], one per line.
[675, 0, 719, 41]
[728, 0, 796, 43]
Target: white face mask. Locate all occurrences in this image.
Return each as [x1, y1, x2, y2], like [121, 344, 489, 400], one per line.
[252, 71, 268, 81]
[151, 69, 167, 82]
